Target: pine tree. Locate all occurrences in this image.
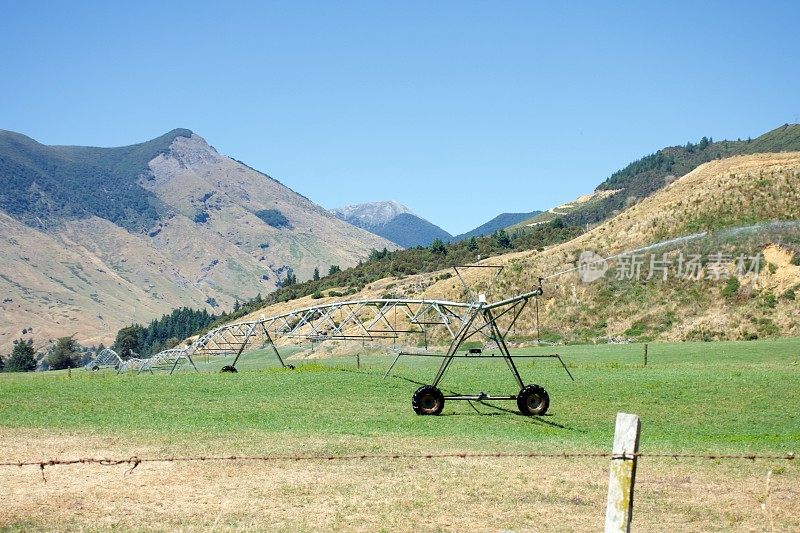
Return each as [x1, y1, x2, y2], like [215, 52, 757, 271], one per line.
[47, 336, 80, 370]
[6, 339, 36, 372]
[493, 229, 512, 249]
[313, 267, 320, 281]
[430, 238, 447, 255]
[281, 271, 297, 287]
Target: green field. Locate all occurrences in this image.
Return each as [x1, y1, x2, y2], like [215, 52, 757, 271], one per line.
[1, 338, 798, 455]
[1, 338, 799, 532]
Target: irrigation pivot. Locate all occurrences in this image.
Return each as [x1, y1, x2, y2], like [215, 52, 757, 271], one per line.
[406, 285, 554, 416]
[86, 265, 562, 415]
[83, 229, 756, 415]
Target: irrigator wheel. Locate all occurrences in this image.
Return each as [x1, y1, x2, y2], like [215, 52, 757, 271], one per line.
[412, 385, 445, 415]
[517, 384, 549, 416]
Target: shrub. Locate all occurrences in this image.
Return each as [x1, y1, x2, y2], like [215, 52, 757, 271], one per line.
[762, 292, 777, 309]
[721, 277, 740, 298]
[624, 320, 648, 338]
[756, 318, 779, 336]
[255, 209, 292, 228]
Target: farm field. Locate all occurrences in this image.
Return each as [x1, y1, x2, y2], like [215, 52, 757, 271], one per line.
[1, 338, 799, 531]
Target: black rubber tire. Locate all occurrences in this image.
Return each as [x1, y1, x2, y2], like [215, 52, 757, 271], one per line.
[220, 365, 238, 373]
[517, 384, 549, 416]
[412, 385, 445, 415]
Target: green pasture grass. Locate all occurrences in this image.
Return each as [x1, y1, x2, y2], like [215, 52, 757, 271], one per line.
[0, 338, 798, 455]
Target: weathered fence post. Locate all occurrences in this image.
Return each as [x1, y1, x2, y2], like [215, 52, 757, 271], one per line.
[605, 412, 641, 533]
[356, 353, 361, 370]
[643, 344, 648, 366]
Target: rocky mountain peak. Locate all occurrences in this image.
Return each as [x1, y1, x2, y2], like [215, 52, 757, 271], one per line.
[330, 200, 413, 227]
[164, 132, 223, 168]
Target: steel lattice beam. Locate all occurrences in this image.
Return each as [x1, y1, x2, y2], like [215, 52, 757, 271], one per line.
[112, 284, 544, 375]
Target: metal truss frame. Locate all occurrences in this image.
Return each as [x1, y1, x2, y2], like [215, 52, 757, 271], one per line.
[86, 264, 561, 414]
[83, 270, 562, 414]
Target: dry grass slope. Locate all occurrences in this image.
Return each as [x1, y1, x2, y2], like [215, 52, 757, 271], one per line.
[236, 153, 800, 346]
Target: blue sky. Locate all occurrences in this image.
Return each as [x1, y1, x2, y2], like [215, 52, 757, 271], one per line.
[1, 1, 798, 235]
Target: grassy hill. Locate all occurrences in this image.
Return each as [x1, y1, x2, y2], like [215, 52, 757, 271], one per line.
[371, 212, 453, 248]
[0, 128, 192, 231]
[226, 152, 800, 346]
[452, 211, 541, 241]
[513, 124, 800, 230]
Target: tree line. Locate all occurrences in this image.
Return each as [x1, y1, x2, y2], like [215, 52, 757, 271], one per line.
[268, 219, 580, 304]
[1, 336, 96, 372]
[112, 307, 220, 358]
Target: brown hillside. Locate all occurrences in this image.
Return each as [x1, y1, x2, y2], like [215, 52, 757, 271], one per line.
[0, 134, 396, 353]
[234, 153, 800, 349]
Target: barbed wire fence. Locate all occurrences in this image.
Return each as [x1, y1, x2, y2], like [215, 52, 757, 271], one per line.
[1, 450, 794, 482]
[1, 413, 796, 531]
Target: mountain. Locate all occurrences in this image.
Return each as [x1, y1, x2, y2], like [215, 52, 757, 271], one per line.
[330, 200, 411, 227]
[0, 128, 186, 231]
[512, 124, 800, 230]
[452, 211, 541, 241]
[331, 201, 452, 248]
[0, 129, 395, 352]
[232, 151, 800, 347]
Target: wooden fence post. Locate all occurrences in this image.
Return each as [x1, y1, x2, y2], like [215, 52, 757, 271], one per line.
[605, 412, 641, 533]
[644, 344, 648, 366]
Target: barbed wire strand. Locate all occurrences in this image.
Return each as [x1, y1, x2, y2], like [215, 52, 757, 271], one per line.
[0, 451, 794, 483]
